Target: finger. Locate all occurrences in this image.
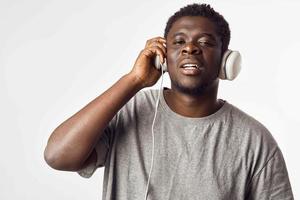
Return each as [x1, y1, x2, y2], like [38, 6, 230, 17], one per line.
[141, 48, 154, 58]
[142, 47, 165, 64]
[154, 36, 166, 42]
[145, 37, 166, 47]
[147, 42, 166, 55]
[147, 46, 165, 64]
[152, 37, 166, 44]
[145, 41, 166, 54]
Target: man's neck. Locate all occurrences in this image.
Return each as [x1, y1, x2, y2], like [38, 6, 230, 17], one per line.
[163, 82, 222, 118]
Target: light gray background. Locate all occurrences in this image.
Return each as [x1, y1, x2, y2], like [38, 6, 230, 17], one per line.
[1, 0, 299, 199]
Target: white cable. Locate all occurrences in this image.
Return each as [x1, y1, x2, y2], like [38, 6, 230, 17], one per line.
[144, 66, 164, 200]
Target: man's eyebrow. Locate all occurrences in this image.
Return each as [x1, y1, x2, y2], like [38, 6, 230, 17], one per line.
[171, 32, 217, 41]
[171, 32, 185, 38]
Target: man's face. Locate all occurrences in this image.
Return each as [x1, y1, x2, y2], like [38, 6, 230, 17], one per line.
[166, 16, 222, 95]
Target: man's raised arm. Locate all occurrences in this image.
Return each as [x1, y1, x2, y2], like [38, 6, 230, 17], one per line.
[43, 37, 166, 171]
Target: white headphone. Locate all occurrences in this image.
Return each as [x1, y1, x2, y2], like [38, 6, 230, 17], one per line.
[155, 49, 242, 81]
[218, 49, 242, 80]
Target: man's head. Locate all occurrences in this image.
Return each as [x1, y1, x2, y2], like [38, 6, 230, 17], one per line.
[163, 3, 230, 96]
[164, 3, 230, 54]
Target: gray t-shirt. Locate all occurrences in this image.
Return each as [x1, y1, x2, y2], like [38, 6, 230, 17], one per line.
[78, 88, 294, 200]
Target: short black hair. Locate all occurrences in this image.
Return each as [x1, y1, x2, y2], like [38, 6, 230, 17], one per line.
[164, 3, 230, 53]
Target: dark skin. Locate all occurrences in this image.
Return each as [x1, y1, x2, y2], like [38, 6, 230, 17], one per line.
[44, 16, 225, 171]
[164, 16, 224, 117]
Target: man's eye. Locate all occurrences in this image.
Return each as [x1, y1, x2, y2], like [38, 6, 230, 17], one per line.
[198, 41, 213, 47]
[173, 40, 184, 45]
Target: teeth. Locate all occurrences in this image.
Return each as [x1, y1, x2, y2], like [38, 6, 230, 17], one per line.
[184, 67, 197, 70]
[183, 63, 198, 68]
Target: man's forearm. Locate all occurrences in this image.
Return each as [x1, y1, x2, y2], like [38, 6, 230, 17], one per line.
[44, 73, 143, 171]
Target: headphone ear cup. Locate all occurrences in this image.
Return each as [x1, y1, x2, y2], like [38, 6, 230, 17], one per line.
[161, 60, 168, 72]
[154, 55, 168, 72]
[219, 50, 242, 80]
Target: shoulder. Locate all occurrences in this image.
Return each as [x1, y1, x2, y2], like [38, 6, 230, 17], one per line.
[227, 102, 277, 148]
[124, 88, 158, 109]
[225, 103, 280, 175]
[116, 89, 158, 118]
[134, 89, 159, 103]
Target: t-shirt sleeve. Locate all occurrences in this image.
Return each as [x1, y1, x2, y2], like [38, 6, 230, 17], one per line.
[77, 130, 111, 178]
[245, 148, 294, 200]
[77, 115, 116, 178]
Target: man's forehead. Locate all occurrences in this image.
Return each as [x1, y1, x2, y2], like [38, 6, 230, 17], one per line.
[167, 16, 220, 42]
[169, 16, 217, 35]
[171, 31, 216, 40]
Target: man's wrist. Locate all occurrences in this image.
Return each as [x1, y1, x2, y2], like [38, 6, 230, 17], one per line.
[123, 73, 146, 91]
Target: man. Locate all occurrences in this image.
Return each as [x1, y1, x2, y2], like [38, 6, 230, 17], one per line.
[44, 3, 294, 200]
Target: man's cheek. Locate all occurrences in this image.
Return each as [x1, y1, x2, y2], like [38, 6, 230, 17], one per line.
[167, 52, 177, 68]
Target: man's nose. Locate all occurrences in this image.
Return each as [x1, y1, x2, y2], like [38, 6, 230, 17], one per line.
[181, 42, 201, 55]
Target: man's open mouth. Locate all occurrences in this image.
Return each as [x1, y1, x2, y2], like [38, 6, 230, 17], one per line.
[180, 63, 204, 75]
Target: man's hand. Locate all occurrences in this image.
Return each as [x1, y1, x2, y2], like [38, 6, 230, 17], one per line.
[129, 36, 167, 88]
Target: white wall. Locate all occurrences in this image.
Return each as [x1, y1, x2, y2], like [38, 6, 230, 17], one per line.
[1, 0, 299, 199]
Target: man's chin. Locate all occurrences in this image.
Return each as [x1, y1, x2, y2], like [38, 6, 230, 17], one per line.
[170, 78, 219, 96]
[171, 81, 208, 96]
